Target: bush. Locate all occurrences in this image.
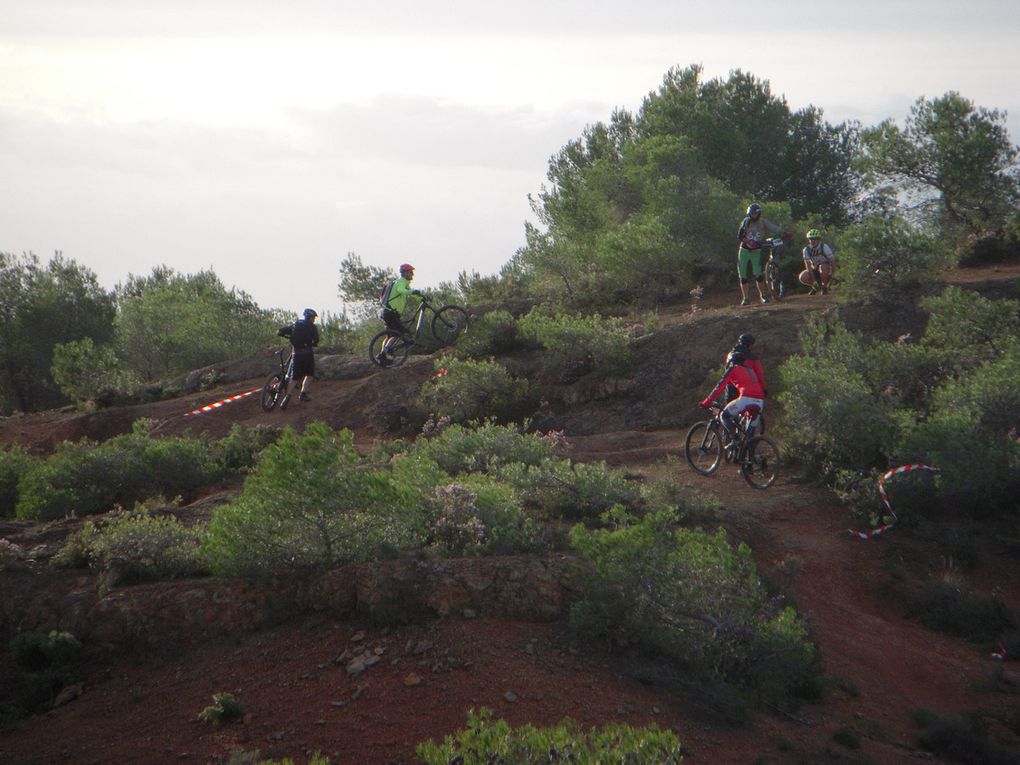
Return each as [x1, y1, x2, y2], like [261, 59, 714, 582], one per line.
[0, 444, 36, 518]
[570, 510, 819, 707]
[500, 459, 644, 522]
[409, 421, 556, 476]
[518, 309, 634, 379]
[4, 630, 83, 717]
[905, 579, 1016, 643]
[914, 708, 1020, 765]
[53, 500, 206, 584]
[417, 358, 536, 425]
[15, 422, 221, 521]
[207, 423, 281, 477]
[422, 480, 550, 556]
[416, 708, 684, 764]
[201, 424, 423, 576]
[455, 310, 524, 358]
[833, 217, 948, 301]
[50, 336, 138, 404]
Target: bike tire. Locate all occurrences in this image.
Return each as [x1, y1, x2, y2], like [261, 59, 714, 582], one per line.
[431, 305, 470, 346]
[260, 373, 284, 412]
[765, 261, 783, 302]
[369, 330, 410, 369]
[740, 435, 779, 489]
[684, 420, 723, 476]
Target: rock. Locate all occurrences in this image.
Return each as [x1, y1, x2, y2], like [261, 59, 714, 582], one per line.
[404, 673, 423, 687]
[52, 683, 83, 708]
[503, 691, 518, 703]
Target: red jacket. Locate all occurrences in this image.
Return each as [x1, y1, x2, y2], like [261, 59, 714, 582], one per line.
[705, 364, 765, 402]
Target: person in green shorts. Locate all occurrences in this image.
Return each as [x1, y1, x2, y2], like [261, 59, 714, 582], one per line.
[736, 203, 790, 306]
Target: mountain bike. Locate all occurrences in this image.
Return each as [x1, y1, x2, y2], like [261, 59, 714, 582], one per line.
[261, 348, 295, 411]
[684, 402, 779, 489]
[369, 295, 470, 369]
[762, 237, 786, 302]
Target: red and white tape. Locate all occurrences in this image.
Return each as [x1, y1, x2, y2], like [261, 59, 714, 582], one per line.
[848, 463, 940, 540]
[182, 388, 259, 418]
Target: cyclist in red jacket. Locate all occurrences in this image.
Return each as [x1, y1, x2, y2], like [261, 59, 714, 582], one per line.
[700, 351, 765, 445]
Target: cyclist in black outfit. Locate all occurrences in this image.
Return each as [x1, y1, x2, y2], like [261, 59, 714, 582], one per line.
[277, 308, 320, 402]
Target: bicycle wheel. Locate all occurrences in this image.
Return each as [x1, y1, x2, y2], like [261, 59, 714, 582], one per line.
[260, 373, 284, 412]
[369, 330, 410, 369]
[740, 436, 779, 489]
[684, 420, 723, 476]
[431, 306, 470, 346]
[765, 261, 783, 302]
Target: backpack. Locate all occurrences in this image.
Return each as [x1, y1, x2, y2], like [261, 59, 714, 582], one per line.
[289, 318, 316, 349]
[378, 278, 395, 308]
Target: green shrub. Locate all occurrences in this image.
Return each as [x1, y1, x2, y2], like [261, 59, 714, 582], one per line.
[423, 480, 550, 556]
[5, 630, 83, 717]
[833, 217, 948, 301]
[417, 358, 536, 425]
[51, 336, 138, 404]
[905, 579, 1016, 643]
[518, 309, 634, 378]
[570, 510, 819, 707]
[409, 421, 556, 476]
[15, 422, 220, 521]
[455, 310, 524, 358]
[53, 501, 205, 584]
[198, 692, 245, 725]
[416, 708, 684, 764]
[500, 459, 644, 521]
[201, 424, 423, 576]
[914, 708, 1019, 765]
[207, 423, 280, 477]
[0, 444, 36, 518]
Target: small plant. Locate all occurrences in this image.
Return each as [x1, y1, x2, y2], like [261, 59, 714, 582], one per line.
[904, 578, 1016, 643]
[416, 708, 684, 764]
[198, 692, 244, 725]
[410, 421, 556, 476]
[914, 708, 1019, 765]
[455, 309, 523, 358]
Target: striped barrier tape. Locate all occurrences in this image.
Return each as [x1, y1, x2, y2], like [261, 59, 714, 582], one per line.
[848, 463, 940, 540]
[182, 388, 260, 418]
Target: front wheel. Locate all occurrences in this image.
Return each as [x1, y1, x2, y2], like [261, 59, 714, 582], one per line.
[260, 373, 285, 412]
[765, 260, 783, 302]
[685, 420, 723, 476]
[740, 436, 779, 489]
[431, 306, 470, 346]
[369, 330, 409, 369]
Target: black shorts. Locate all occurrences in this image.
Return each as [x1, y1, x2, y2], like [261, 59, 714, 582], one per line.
[292, 348, 315, 379]
[380, 308, 406, 334]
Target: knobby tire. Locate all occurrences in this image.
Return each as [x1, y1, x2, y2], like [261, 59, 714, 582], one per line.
[740, 435, 779, 489]
[431, 305, 470, 346]
[260, 373, 285, 412]
[369, 330, 410, 369]
[685, 420, 723, 475]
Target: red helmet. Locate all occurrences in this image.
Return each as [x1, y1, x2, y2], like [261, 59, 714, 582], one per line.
[399, 263, 415, 273]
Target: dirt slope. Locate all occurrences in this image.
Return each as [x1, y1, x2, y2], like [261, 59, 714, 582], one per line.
[2, 268, 1020, 764]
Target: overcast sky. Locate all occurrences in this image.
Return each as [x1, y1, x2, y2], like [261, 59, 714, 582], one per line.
[2, 1, 1019, 317]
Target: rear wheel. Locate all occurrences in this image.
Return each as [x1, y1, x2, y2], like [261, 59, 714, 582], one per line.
[431, 306, 470, 346]
[369, 331, 410, 368]
[260, 373, 284, 411]
[740, 436, 779, 489]
[685, 420, 723, 475]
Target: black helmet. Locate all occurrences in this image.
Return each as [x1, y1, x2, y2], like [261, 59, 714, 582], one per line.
[727, 351, 746, 366]
[303, 308, 318, 319]
[746, 203, 762, 218]
[738, 333, 755, 347]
